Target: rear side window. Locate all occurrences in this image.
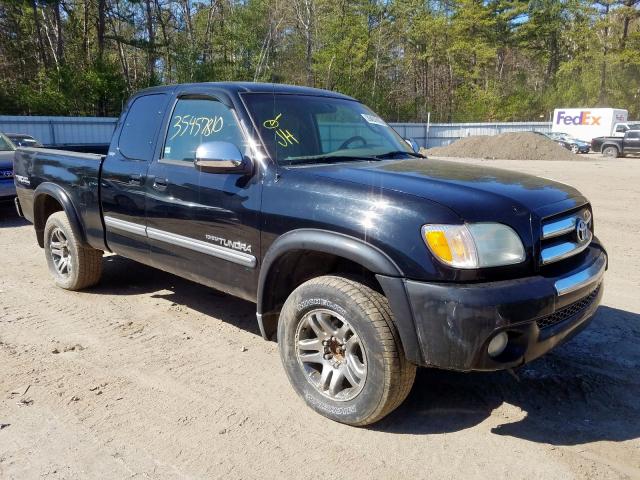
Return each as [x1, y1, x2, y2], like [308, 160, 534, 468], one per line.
[118, 93, 170, 161]
[162, 98, 244, 162]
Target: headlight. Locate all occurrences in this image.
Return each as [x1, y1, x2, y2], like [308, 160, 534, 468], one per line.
[421, 223, 525, 269]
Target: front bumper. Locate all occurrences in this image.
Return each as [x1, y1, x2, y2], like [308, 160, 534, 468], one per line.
[402, 244, 607, 371]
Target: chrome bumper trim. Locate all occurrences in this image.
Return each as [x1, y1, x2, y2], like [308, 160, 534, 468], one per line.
[554, 253, 607, 296]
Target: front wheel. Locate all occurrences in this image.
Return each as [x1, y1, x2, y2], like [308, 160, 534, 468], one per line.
[570, 144, 579, 154]
[278, 275, 416, 426]
[44, 211, 103, 290]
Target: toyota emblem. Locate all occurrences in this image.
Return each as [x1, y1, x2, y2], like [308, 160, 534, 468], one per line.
[576, 218, 589, 243]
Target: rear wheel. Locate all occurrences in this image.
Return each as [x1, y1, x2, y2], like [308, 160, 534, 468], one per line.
[44, 212, 103, 290]
[278, 275, 416, 426]
[602, 146, 619, 158]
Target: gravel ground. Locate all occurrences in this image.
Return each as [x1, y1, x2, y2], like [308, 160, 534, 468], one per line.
[1, 154, 639, 479]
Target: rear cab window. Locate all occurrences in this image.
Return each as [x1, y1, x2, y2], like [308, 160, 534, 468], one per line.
[118, 93, 170, 161]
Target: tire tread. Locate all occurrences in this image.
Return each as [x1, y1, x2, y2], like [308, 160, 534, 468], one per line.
[44, 212, 103, 290]
[294, 275, 416, 426]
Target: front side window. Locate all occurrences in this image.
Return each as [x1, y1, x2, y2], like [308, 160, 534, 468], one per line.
[242, 93, 412, 165]
[163, 98, 244, 163]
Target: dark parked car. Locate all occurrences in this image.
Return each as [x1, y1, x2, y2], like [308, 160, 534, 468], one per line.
[0, 132, 16, 202]
[547, 132, 590, 154]
[14, 82, 607, 425]
[5, 133, 43, 148]
[591, 130, 640, 157]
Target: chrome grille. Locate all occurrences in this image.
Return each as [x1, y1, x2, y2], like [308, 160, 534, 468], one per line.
[540, 207, 592, 265]
[536, 285, 600, 330]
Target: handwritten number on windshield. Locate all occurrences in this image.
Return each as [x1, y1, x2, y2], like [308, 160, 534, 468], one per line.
[169, 115, 224, 140]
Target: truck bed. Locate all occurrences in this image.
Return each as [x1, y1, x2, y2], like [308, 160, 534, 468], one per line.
[13, 147, 107, 251]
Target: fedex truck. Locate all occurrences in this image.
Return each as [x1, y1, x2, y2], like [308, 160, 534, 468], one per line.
[552, 108, 631, 142]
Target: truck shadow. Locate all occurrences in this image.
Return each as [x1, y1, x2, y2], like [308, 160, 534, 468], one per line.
[374, 305, 640, 446]
[93, 254, 261, 336]
[92, 255, 640, 446]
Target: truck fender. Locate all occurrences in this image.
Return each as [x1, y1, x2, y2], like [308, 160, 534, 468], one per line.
[256, 229, 423, 364]
[600, 142, 620, 153]
[33, 183, 88, 249]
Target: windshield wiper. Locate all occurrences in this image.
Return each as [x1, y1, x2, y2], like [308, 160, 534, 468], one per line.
[374, 150, 425, 159]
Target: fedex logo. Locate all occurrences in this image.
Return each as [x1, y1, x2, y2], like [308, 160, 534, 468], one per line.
[556, 111, 601, 126]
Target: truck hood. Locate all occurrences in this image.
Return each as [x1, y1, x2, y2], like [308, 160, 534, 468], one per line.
[298, 158, 583, 221]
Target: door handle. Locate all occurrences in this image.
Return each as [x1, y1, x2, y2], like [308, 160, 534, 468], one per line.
[153, 177, 168, 190]
[128, 174, 143, 185]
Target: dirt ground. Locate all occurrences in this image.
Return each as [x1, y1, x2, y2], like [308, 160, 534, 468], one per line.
[1, 154, 639, 479]
[424, 132, 577, 160]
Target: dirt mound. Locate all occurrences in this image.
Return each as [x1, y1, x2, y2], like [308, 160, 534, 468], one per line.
[424, 132, 577, 160]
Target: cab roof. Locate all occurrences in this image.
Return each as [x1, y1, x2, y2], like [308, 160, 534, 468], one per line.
[135, 82, 357, 102]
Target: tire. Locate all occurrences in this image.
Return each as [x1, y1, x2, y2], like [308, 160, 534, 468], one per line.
[602, 146, 619, 158]
[570, 144, 579, 154]
[43, 211, 103, 290]
[278, 275, 416, 426]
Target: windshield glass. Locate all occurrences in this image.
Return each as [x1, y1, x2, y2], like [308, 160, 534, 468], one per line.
[242, 93, 413, 165]
[0, 133, 15, 152]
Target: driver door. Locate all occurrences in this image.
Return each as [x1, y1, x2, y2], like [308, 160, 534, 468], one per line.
[145, 91, 261, 300]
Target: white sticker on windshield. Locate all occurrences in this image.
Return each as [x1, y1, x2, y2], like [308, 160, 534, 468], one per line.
[164, 146, 171, 155]
[361, 114, 386, 126]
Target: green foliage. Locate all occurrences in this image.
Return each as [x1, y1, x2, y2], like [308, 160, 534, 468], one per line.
[0, 0, 638, 119]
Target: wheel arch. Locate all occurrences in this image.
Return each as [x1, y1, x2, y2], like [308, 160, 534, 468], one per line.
[33, 183, 88, 249]
[601, 143, 620, 155]
[257, 229, 423, 364]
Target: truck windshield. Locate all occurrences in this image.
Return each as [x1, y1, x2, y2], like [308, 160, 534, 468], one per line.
[242, 93, 415, 165]
[0, 134, 15, 151]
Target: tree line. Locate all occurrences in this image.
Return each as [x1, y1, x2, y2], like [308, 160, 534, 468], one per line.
[0, 0, 638, 122]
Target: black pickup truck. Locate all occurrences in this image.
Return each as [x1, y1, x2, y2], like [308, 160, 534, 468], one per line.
[591, 130, 640, 157]
[13, 82, 607, 425]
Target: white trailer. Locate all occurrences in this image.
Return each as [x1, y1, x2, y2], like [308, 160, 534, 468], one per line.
[551, 108, 629, 142]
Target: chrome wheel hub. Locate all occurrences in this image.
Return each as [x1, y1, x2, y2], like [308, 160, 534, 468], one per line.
[295, 309, 367, 401]
[50, 228, 72, 277]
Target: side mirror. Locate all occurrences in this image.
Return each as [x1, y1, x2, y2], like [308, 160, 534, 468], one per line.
[194, 141, 248, 173]
[405, 138, 420, 153]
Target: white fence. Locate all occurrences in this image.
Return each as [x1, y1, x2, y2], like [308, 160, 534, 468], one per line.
[0, 115, 118, 147]
[1, 116, 557, 149]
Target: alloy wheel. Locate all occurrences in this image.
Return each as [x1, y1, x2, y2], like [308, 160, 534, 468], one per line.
[295, 308, 367, 401]
[49, 227, 72, 277]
